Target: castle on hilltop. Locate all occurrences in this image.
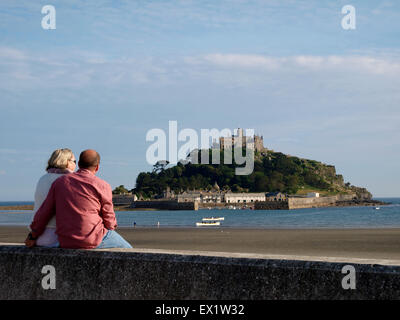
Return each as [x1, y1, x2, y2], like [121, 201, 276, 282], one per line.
[218, 128, 266, 153]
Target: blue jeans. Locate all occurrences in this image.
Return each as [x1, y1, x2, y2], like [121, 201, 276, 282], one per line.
[38, 242, 59, 248]
[96, 230, 132, 249]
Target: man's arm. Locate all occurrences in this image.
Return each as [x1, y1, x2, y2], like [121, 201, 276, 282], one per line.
[29, 182, 57, 238]
[100, 183, 117, 230]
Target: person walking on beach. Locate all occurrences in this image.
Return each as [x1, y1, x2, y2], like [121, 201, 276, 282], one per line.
[30, 148, 76, 247]
[25, 149, 132, 249]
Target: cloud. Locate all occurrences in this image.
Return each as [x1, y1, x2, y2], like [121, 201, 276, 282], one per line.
[202, 54, 281, 69]
[1, 47, 399, 109]
[190, 53, 400, 75]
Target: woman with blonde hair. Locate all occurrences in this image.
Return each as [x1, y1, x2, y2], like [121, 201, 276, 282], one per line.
[29, 148, 76, 247]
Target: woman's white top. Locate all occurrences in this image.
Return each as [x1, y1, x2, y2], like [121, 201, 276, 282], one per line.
[31, 170, 69, 247]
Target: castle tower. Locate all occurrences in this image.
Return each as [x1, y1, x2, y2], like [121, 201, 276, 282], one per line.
[219, 128, 266, 152]
[254, 135, 265, 152]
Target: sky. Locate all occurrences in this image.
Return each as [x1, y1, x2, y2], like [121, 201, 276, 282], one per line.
[0, 0, 399, 200]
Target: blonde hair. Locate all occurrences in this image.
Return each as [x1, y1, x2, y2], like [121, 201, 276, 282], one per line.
[46, 148, 74, 171]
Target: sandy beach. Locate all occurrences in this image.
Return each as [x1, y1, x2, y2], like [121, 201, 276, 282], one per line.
[2, 226, 400, 260]
[0, 205, 34, 211]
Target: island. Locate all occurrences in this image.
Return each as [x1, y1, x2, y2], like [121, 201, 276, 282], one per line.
[113, 129, 388, 210]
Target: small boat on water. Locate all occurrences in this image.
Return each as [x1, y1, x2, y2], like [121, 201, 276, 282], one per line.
[375, 207, 381, 210]
[202, 217, 225, 221]
[196, 221, 221, 227]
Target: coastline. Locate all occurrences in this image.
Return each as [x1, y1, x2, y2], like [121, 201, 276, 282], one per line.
[333, 199, 388, 207]
[116, 198, 390, 211]
[2, 226, 400, 260]
[0, 198, 390, 212]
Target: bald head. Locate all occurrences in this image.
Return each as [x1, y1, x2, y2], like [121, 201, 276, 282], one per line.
[78, 149, 100, 171]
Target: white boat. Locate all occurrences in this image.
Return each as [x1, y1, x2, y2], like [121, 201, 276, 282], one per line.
[202, 217, 225, 221]
[375, 207, 380, 210]
[196, 221, 221, 227]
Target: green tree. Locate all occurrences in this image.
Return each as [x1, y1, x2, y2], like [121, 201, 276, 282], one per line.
[112, 185, 129, 195]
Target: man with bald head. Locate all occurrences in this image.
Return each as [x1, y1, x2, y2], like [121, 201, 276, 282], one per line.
[27, 149, 132, 249]
[78, 149, 101, 170]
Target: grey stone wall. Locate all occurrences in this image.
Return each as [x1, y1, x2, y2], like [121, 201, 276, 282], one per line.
[112, 194, 134, 206]
[0, 245, 399, 299]
[288, 194, 355, 209]
[132, 200, 198, 210]
[254, 201, 289, 210]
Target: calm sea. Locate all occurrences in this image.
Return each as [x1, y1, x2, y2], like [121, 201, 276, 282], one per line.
[0, 198, 399, 229]
[0, 201, 34, 206]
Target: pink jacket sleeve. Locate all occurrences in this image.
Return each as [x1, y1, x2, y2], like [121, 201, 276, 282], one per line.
[30, 183, 56, 237]
[100, 183, 117, 230]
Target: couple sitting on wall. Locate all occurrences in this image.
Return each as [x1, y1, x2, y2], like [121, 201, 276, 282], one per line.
[25, 148, 132, 249]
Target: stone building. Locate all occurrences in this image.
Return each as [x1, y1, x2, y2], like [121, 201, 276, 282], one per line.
[266, 192, 287, 201]
[224, 192, 266, 203]
[219, 128, 266, 152]
[307, 192, 320, 198]
[162, 186, 176, 199]
[201, 192, 224, 203]
[177, 191, 223, 203]
[177, 192, 201, 203]
[177, 190, 266, 204]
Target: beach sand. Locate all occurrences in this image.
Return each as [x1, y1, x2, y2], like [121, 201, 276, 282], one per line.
[2, 226, 400, 260]
[0, 205, 33, 211]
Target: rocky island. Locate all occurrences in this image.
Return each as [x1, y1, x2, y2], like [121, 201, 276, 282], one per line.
[120, 130, 388, 210]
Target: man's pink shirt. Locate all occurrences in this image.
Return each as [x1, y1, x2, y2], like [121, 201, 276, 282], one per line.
[30, 169, 117, 249]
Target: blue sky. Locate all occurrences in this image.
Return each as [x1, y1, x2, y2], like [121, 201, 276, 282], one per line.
[0, 0, 399, 200]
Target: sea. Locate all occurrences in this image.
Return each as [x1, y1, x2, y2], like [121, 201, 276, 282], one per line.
[1, 198, 400, 229]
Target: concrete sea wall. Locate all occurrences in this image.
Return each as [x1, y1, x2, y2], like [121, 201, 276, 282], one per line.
[0, 244, 399, 299]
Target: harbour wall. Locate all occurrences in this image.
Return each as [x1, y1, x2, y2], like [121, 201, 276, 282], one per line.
[112, 194, 134, 206]
[132, 200, 198, 211]
[254, 195, 356, 210]
[287, 194, 355, 210]
[198, 202, 254, 209]
[254, 201, 289, 210]
[0, 244, 399, 299]
[125, 193, 366, 211]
